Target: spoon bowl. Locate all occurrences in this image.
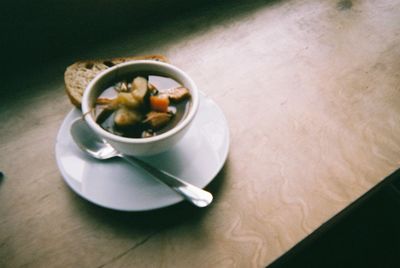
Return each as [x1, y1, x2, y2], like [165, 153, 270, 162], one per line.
[70, 119, 213, 208]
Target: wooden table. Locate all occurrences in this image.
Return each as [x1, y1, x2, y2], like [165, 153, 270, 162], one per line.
[1, 0, 400, 266]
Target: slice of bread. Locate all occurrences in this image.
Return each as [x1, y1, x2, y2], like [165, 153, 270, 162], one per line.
[64, 54, 169, 108]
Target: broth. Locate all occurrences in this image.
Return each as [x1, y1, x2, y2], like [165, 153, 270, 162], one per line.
[95, 74, 191, 138]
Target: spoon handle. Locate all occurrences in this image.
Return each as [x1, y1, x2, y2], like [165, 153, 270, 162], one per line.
[119, 154, 213, 207]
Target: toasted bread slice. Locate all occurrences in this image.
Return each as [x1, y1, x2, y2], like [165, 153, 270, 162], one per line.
[64, 54, 169, 108]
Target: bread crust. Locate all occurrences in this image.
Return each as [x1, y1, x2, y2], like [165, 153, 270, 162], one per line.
[64, 54, 169, 108]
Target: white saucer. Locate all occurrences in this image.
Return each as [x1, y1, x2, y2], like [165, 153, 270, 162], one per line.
[55, 94, 229, 211]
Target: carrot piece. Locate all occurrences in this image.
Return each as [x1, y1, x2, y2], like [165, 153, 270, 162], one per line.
[150, 95, 170, 113]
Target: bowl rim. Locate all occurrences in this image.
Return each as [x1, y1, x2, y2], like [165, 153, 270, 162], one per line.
[81, 60, 199, 144]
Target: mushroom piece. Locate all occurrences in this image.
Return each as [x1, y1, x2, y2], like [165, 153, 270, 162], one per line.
[114, 81, 129, 92]
[141, 130, 155, 138]
[148, 83, 159, 95]
[165, 86, 190, 102]
[143, 111, 173, 130]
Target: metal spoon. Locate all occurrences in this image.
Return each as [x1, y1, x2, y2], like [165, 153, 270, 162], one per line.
[70, 119, 213, 207]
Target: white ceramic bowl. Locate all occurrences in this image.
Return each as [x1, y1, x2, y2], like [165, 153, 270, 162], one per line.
[81, 60, 199, 156]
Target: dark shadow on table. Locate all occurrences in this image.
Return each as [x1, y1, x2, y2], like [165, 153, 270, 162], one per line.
[268, 168, 400, 268]
[2, 0, 284, 89]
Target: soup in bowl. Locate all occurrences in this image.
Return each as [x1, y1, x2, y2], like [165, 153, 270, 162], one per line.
[81, 60, 199, 156]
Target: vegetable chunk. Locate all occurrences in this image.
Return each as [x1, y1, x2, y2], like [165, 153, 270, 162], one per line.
[166, 86, 190, 102]
[131, 76, 148, 102]
[144, 111, 172, 129]
[114, 107, 142, 127]
[150, 95, 170, 113]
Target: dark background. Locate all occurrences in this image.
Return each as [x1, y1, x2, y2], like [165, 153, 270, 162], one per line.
[2, 1, 210, 79]
[2, 0, 274, 84]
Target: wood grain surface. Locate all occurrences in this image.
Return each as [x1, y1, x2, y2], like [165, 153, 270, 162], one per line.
[1, 0, 400, 267]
